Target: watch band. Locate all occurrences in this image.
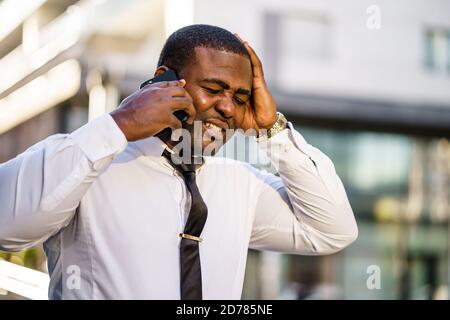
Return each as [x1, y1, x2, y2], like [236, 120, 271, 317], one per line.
[267, 112, 288, 139]
[256, 112, 288, 141]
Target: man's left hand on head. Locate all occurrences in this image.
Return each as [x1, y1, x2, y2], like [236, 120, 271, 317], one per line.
[235, 34, 278, 134]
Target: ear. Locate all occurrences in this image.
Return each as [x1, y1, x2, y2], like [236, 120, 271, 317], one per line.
[154, 65, 170, 76]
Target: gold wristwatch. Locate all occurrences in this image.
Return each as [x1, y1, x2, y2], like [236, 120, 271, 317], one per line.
[258, 112, 288, 140]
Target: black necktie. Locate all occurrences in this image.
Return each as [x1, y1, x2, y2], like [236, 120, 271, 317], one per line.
[162, 149, 208, 300]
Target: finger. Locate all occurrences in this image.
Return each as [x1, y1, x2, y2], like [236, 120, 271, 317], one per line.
[234, 33, 264, 78]
[163, 86, 190, 98]
[242, 41, 264, 78]
[234, 33, 244, 43]
[170, 97, 196, 124]
[182, 90, 196, 124]
[155, 79, 186, 88]
[167, 114, 183, 131]
[173, 89, 196, 124]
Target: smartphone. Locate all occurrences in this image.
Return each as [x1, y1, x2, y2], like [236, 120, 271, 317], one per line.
[139, 69, 189, 122]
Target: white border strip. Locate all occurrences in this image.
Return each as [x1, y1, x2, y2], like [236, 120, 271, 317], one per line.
[0, 260, 49, 300]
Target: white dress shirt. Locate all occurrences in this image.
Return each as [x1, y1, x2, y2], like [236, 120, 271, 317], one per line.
[0, 114, 358, 299]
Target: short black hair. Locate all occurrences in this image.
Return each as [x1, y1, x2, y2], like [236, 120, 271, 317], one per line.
[157, 24, 250, 72]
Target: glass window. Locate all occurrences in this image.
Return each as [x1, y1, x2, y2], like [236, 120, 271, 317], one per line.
[297, 125, 412, 220]
[280, 125, 450, 300]
[424, 28, 450, 74]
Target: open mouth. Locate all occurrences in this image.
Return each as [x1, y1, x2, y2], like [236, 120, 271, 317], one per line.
[203, 121, 226, 141]
[204, 121, 225, 131]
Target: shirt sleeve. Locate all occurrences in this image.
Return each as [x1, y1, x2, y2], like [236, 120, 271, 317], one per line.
[0, 114, 128, 251]
[249, 122, 358, 255]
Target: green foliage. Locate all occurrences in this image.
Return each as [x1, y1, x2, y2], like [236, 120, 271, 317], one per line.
[0, 246, 46, 272]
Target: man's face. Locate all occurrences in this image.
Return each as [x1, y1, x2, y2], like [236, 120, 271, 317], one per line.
[177, 47, 253, 152]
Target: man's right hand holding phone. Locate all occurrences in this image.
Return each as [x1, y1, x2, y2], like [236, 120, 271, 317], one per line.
[110, 79, 196, 141]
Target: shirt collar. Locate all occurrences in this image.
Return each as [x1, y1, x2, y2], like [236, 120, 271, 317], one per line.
[130, 136, 167, 157]
[130, 136, 207, 172]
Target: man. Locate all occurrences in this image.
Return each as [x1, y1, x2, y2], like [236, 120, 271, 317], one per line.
[0, 25, 358, 299]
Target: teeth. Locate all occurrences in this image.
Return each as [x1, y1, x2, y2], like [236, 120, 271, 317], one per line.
[205, 122, 222, 131]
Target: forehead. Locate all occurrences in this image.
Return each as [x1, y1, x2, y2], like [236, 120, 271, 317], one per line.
[184, 47, 252, 89]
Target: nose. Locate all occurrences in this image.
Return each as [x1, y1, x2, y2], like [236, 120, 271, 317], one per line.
[214, 94, 235, 119]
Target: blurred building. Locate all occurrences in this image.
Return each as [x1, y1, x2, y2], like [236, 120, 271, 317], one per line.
[0, 0, 450, 299]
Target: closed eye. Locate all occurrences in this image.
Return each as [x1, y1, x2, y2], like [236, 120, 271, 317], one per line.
[203, 86, 248, 106]
[203, 87, 221, 94]
[234, 97, 246, 106]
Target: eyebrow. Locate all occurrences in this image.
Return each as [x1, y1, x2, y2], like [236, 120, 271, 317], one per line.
[202, 78, 251, 97]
